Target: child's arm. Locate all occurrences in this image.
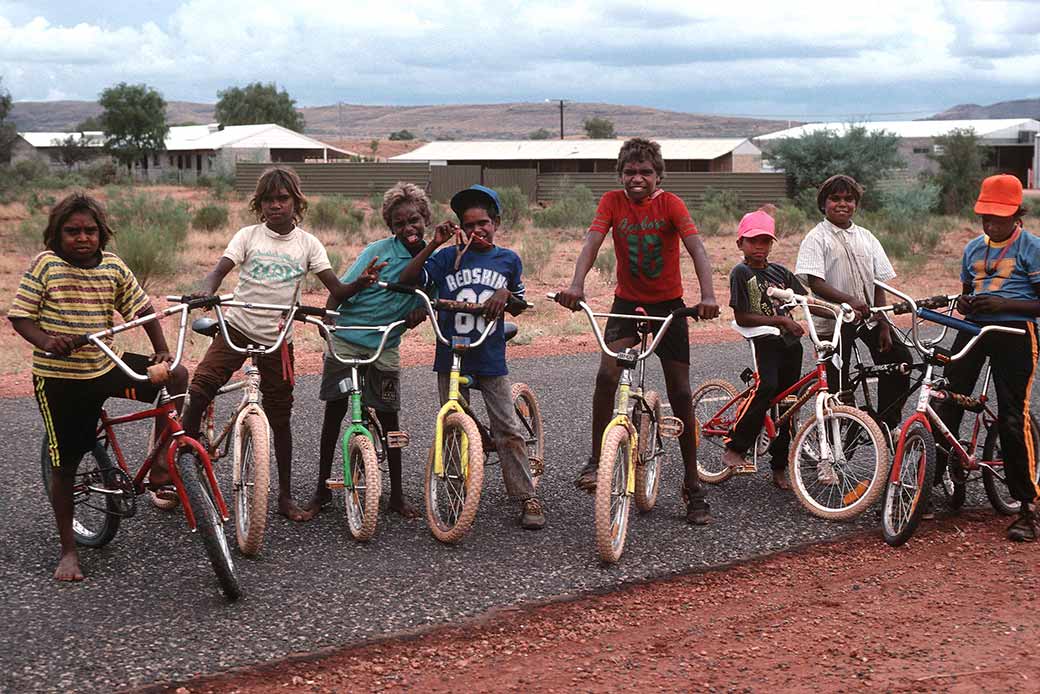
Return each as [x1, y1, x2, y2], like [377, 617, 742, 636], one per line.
[198, 257, 236, 296]
[733, 309, 804, 337]
[9, 317, 77, 356]
[137, 304, 174, 362]
[680, 235, 719, 319]
[317, 256, 388, 303]
[556, 231, 607, 310]
[398, 221, 456, 286]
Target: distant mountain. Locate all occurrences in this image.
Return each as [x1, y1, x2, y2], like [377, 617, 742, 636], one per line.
[931, 98, 1040, 120]
[9, 100, 788, 140]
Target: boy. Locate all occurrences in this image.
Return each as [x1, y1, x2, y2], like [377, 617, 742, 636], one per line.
[795, 174, 912, 434]
[398, 185, 545, 530]
[10, 193, 188, 581]
[181, 166, 383, 522]
[723, 210, 806, 490]
[554, 137, 719, 525]
[938, 174, 1040, 541]
[304, 182, 430, 520]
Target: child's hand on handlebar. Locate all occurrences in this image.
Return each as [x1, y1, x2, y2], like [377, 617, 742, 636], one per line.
[779, 317, 804, 337]
[483, 288, 512, 321]
[150, 350, 174, 364]
[405, 307, 427, 329]
[966, 295, 1008, 315]
[693, 299, 719, 320]
[42, 334, 78, 356]
[956, 294, 973, 316]
[849, 298, 871, 321]
[553, 286, 585, 311]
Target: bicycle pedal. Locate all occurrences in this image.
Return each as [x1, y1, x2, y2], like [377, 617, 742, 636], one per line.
[735, 463, 758, 475]
[528, 456, 545, 477]
[325, 479, 345, 490]
[386, 431, 409, 449]
[659, 416, 685, 438]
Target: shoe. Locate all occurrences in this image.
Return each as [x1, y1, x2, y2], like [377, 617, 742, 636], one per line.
[519, 497, 546, 530]
[771, 469, 791, 491]
[685, 492, 711, 525]
[1007, 504, 1038, 542]
[921, 496, 935, 521]
[574, 457, 598, 493]
[817, 460, 839, 486]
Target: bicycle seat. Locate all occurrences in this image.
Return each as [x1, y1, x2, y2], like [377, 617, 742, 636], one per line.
[730, 321, 780, 340]
[503, 322, 518, 342]
[192, 317, 220, 338]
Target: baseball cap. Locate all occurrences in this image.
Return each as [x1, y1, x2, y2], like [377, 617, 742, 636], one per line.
[737, 210, 776, 240]
[974, 174, 1023, 217]
[450, 185, 502, 220]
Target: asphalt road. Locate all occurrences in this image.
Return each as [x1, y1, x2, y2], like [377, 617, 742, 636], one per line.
[0, 339, 1023, 693]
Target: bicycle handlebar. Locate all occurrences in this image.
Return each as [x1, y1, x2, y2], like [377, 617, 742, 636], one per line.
[310, 317, 408, 366]
[765, 287, 853, 354]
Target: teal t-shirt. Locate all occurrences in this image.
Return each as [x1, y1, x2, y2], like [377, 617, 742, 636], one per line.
[961, 229, 1040, 323]
[333, 236, 422, 350]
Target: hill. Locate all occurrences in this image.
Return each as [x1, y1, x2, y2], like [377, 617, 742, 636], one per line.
[931, 97, 1040, 120]
[9, 100, 787, 139]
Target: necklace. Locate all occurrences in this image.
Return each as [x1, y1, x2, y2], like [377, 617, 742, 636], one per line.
[983, 226, 1021, 276]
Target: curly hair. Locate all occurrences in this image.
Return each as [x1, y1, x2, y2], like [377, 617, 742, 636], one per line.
[616, 137, 665, 180]
[381, 182, 433, 229]
[816, 174, 865, 213]
[249, 166, 308, 223]
[43, 192, 114, 252]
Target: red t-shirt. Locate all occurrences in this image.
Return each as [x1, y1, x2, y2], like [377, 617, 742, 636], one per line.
[589, 189, 698, 303]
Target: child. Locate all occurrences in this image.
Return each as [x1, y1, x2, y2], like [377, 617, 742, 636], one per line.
[938, 174, 1040, 541]
[723, 210, 806, 490]
[554, 137, 719, 525]
[180, 166, 383, 522]
[794, 174, 912, 433]
[9, 193, 188, 581]
[398, 185, 545, 530]
[304, 182, 430, 520]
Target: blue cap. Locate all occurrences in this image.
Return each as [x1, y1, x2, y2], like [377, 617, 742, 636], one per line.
[450, 185, 502, 220]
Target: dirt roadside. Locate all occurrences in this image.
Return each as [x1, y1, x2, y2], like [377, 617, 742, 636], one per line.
[148, 511, 1040, 694]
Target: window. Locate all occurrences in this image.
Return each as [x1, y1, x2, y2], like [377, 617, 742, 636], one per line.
[912, 147, 930, 154]
[932, 144, 945, 155]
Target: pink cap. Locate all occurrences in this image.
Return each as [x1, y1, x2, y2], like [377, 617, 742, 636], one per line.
[737, 210, 776, 240]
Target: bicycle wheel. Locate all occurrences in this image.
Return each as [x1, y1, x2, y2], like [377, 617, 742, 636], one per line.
[425, 412, 484, 544]
[981, 415, 1040, 516]
[232, 413, 270, 556]
[634, 391, 663, 512]
[692, 379, 741, 484]
[177, 449, 241, 601]
[789, 404, 889, 520]
[344, 434, 381, 541]
[510, 382, 545, 487]
[595, 424, 633, 564]
[40, 439, 122, 548]
[881, 424, 936, 546]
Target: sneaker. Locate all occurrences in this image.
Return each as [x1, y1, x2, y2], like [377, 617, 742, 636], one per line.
[817, 460, 839, 486]
[1007, 504, 1038, 542]
[685, 491, 711, 526]
[574, 457, 598, 493]
[519, 497, 546, 530]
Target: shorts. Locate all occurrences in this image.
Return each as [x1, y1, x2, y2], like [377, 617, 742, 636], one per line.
[319, 355, 401, 413]
[36, 353, 162, 471]
[603, 297, 690, 364]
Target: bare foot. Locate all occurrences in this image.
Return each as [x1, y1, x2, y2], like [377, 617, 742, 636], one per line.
[771, 469, 791, 490]
[388, 497, 420, 519]
[722, 449, 745, 469]
[300, 492, 332, 521]
[277, 497, 313, 522]
[54, 551, 84, 582]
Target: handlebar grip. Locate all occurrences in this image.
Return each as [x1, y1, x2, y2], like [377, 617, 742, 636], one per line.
[891, 295, 955, 315]
[507, 295, 533, 310]
[293, 305, 329, 318]
[672, 307, 702, 318]
[766, 287, 795, 302]
[383, 281, 419, 294]
[434, 299, 485, 315]
[183, 295, 223, 311]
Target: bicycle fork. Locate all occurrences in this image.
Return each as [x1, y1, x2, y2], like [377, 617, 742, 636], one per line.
[603, 362, 638, 495]
[433, 353, 470, 477]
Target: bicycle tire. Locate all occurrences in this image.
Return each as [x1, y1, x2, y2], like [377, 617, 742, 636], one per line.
[40, 439, 121, 548]
[981, 415, 1040, 516]
[344, 434, 381, 541]
[424, 412, 484, 544]
[595, 424, 633, 564]
[510, 382, 545, 487]
[692, 379, 741, 484]
[232, 413, 270, 556]
[881, 424, 936, 546]
[177, 449, 241, 601]
[634, 391, 663, 512]
[789, 404, 889, 520]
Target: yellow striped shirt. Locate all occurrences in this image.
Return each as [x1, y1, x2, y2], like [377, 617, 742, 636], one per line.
[9, 251, 150, 379]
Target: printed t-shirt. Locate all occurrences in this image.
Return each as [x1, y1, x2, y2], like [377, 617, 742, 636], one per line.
[729, 261, 807, 347]
[222, 223, 332, 346]
[421, 244, 525, 376]
[589, 189, 698, 304]
[330, 236, 423, 371]
[9, 251, 150, 379]
[961, 229, 1040, 323]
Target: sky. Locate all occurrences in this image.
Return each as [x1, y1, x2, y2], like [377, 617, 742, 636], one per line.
[1, 0, 1039, 120]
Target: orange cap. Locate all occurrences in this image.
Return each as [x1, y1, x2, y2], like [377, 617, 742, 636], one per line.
[974, 174, 1023, 216]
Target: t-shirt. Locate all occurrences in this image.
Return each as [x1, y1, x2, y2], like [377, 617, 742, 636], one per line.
[729, 261, 807, 347]
[9, 251, 150, 379]
[960, 229, 1040, 323]
[222, 223, 332, 347]
[330, 236, 423, 371]
[589, 189, 698, 304]
[420, 244, 525, 376]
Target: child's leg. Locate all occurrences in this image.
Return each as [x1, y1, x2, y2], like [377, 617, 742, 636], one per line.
[49, 465, 84, 581]
[824, 322, 857, 398]
[863, 324, 914, 430]
[724, 342, 784, 463]
[660, 358, 702, 495]
[376, 410, 418, 517]
[308, 398, 349, 516]
[990, 326, 1040, 506]
[256, 342, 299, 519]
[477, 376, 537, 500]
[180, 331, 248, 438]
[767, 341, 805, 469]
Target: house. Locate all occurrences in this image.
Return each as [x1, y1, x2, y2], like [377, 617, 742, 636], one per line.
[757, 118, 1040, 187]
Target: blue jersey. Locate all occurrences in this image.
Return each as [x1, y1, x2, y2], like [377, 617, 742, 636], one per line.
[422, 244, 525, 376]
[961, 229, 1040, 322]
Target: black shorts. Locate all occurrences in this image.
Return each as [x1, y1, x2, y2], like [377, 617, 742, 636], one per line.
[36, 353, 162, 471]
[603, 297, 690, 364]
[318, 356, 401, 413]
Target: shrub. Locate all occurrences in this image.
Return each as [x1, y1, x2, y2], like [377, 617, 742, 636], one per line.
[196, 175, 235, 200]
[692, 203, 734, 236]
[107, 191, 191, 287]
[497, 186, 530, 229]
[82, 160, 123, 186]
[773, 202, 810, 238]
[700, 188, 744, 218]
[16, 213, 46, 251]
[594, 248, 616, 282]
[26, 191, 56, 214]
[519, 234, 556, 278]
[192, 203, 230, 232]
[928, 129, 987, 215]
[532, 185, 596, 229]
[1022, 195, 1040, 219]
[309, 195, 364, 236]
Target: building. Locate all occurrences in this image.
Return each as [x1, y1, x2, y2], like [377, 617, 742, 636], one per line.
[757, 118, 1040, 187]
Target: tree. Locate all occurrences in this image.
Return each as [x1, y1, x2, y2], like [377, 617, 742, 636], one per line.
[0, 77, 16, 164]
[583, 117, 615, 139]
[528, 128, 552, 140]
[75, 115, 103, 131]
[763, 126, 904, 209]
[369, 139, 379, 158]
[388, 129, 415, 141]
[98, 82, 169, 173]
[215, 82, 305, 132]
[928, 128, 989, 215]
[53, 134, 96, 169]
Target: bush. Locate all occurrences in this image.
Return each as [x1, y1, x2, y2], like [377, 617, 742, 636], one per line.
[692, 203, 734, 236]
[879, 181, 940, 221]
[532, 185, 596, 229]
[1022, 195, 1040, 219]
[519, 234, 556, 278]
[773, 202, 810, 238]
[496, 186, 530, 229]
[928, 129, 987, 215]
[309, 195, 364, 236]
[16, 213, 46, 251]
[196, 175, 235, 200]
[594, 248, 616, 282]
[26, 191, 56, 214]
[192, 203, 230, 232]
[107, 192, 191, 288]
[388, 129, 415, 141]
[82, 160, 123, 186]
[700, 188, 744, 217]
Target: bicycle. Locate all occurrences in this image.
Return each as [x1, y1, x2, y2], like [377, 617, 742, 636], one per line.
[549, 294, 688, 563]
[870, 281, 1036, 546]
[382, 282, 545, 544]
[692, 288, 890, 521]
[39, 295, 242, 600]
